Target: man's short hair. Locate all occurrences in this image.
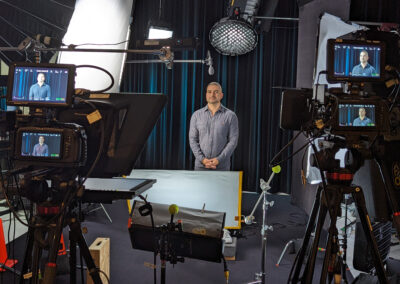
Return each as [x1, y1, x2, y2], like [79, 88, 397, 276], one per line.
[206, 82, 222, 92]
[37, 72, 45, 78]
[360, 50, 368, 56]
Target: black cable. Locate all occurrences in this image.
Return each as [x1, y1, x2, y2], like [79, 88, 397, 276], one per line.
[7, 157, 28, 222]
[389, 84, 400, 112]
[269, 131, 303, 168]
[270, 133, 318, 168]
[74, 97, 105, 184]
[97, 268, 111, 284]
[75, 65, 115, 93]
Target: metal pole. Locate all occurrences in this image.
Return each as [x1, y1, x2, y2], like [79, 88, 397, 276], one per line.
[253, 16, 299, 21]
[261, 192, 267, 284]
[0, 46, 166, 56]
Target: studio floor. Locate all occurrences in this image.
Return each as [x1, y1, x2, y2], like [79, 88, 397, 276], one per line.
[1, 192, 400, 283]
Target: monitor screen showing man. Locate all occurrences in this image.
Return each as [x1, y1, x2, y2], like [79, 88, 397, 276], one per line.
[332, 42, 381, 79]
[10, 66, 70, 104]
[338, 104, 376, 127]
[351, 50, 377, 77]
[29, 72, 51, 101]
[20, 132, 62, 158]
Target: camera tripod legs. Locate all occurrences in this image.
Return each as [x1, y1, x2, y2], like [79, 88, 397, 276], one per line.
[290, 185, 322, 282]
[18, 216, 102, 284]
[68, 218, 102, 284]
[289, 184, 388, 284]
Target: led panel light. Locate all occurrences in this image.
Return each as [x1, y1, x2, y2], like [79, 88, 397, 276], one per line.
[209, 17, 258, 56]
[148, 26, 173, 39]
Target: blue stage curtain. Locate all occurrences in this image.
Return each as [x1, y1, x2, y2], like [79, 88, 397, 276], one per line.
[121, 0, 298, 193]
[0, 87, 6, 110]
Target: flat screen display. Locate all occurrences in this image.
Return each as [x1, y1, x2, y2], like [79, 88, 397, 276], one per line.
[327, 39, 385, 82]
[20, 132, 62, 158]
[8, 65, 72, 105]
[338, 104, 376, 127]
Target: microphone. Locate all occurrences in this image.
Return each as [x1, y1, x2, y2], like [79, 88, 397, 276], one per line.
[205, 50, 214, 76]
[260, 165, 281, 191]
[35, 34, 63, 48]
[208, 65, 215, 76]
[168, 204, 179, 224]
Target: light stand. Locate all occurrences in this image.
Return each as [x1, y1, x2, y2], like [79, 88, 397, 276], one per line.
[245, 165, 281, 284]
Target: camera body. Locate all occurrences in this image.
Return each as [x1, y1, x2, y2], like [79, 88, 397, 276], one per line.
[14, 125, 87, 168]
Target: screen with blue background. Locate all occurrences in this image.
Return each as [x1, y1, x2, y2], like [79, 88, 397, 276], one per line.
[21, 132, 62, 158]
[11, 66, 69, 103]
[333, 43, 381, 78]
[338, 104, 376, 127]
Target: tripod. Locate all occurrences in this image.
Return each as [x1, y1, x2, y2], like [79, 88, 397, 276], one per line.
[16, 178, 103, 284]
[19, 213, 102, 284]
[288, 142, 390, 283]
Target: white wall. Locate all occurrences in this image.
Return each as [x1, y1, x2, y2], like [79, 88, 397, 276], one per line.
[58, 0, 133, 93]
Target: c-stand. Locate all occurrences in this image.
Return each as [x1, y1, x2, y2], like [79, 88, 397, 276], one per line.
[244, 166, 281, 284]
[158, 220, 185, 284]
[288, 141, 389, 284]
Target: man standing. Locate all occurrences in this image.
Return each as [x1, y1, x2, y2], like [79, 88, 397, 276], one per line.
[32, 136, 49, 157]
[29, 72, 51, 101]
[351, 50, 377, 77]
[353, 107, 373, 126]
[189, 82, 239, 170]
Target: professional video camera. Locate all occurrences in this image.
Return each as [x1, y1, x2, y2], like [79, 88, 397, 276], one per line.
[281, 32, 400, 145]
[1, 61, 167, 283]
[280, 29, 400, 283]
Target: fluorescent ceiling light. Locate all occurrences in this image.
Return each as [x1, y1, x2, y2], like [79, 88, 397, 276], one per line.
[148, 26, 173, 39]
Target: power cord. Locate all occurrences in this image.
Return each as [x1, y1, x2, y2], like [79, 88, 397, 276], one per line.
[75, 65, 115, 93]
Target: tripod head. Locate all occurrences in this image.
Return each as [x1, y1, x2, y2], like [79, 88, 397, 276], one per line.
[310, 136, 368, 186]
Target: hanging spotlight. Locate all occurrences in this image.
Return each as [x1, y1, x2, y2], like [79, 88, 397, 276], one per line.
[209, 7, 258, 56]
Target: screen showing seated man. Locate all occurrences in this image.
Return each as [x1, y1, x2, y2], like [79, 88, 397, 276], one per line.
[338, 104, 376, 127]
[333, 43, 381, 78]
[20, 132, 62, 158]
[10, 66, 70, 104]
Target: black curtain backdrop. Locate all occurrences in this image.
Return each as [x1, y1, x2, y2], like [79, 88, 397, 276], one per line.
[350, 0, 400, 23]
[121, 0, 298, 193]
